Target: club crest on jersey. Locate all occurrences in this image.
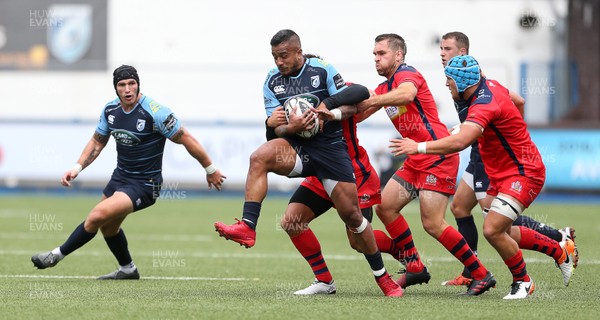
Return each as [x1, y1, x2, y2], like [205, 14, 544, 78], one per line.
[310, 76, 320, 88]
[360, 193, 371, 204]
[425, 174, 437, 186]
[136, 119, 146, 132]
[511, 180, 523, 193]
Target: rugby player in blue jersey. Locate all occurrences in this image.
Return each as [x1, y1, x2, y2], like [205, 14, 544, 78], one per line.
[214, 30, 403, 296]
[31, 65, 226, 279]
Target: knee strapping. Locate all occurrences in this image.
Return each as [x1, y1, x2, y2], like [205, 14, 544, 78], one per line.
[489, 196, 523, 221]
[349, 216, 369, 234]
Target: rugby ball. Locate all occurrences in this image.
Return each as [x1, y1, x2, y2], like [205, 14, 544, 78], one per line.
[283, 97, 319, 139]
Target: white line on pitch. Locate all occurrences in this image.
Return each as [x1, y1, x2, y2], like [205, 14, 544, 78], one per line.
[0, 232, 211, 242]
[2, 249, 597, 265]
[0, 274, 247, 281]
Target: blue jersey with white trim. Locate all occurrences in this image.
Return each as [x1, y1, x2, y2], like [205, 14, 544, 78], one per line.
[263, 57, 347, 143]
[96, 95, 181, 179]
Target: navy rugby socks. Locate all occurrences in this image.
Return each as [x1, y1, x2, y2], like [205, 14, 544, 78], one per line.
[456, 215, 478, 278]
[364, 251, 387, 278]
[514, 216, 562, 242]
[104, 229, 134, 267]
[59, 222, 97, 255]
[241, 201, 261, 230]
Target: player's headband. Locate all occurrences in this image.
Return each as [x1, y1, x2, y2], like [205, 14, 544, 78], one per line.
[113, 65, 140, 88]
[444, 55, 480, 92]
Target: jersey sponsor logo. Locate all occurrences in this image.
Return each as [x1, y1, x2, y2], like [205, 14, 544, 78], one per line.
[333, 73, 345, 90]
[106, 105, 120, 113]
[274, 85, 285, 94]
[384, 105, 408, 120]
[474, 88, 492, 104]
[291, 93, 320, 108]
[136, 119, 146, 132]
[510, 180, 523, 193]
[425, 174, 437, 186]
[310, 75, 320, 88]
[477, 89, 491, 99]
[163, 114, 178, 132]
[149, 100, 161, 113]
[316, 59, 329, 67]
[111, 129, 141, 146]
[108, 115, 115, 124]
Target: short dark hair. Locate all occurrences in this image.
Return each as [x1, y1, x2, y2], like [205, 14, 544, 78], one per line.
[375, 33, 407, 57]
[442, 32, 470, 54]
[270, 29, 301, 47]
[303, 53, 322, 59]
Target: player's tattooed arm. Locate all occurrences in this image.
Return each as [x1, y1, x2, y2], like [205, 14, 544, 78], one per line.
[93, 132, 110, 145]
[169, 128, 185, 143]
[80, 132, 109, 168]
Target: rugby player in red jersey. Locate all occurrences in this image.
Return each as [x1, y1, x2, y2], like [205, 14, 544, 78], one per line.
[439, 31, 577, 287]
[358, 34, 495, 296]
[390, 55, 576, 299]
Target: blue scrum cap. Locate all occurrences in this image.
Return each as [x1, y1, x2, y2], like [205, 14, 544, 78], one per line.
[444, 55, 481, 92]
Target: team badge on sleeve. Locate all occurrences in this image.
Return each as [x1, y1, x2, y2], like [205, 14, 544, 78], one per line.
[163, 113, 178, 132]
[333, 74, 345, 90]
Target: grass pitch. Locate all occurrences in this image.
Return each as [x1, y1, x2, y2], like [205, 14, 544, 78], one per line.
[0, 194, 598, 319]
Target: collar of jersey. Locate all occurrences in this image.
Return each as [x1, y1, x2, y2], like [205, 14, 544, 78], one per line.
[119, 94, 145, 114]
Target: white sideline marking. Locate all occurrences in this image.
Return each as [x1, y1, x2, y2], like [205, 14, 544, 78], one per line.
[0, 274, 246, 281]
[0, 232, 211, 242]
[2, 249, 597, 265]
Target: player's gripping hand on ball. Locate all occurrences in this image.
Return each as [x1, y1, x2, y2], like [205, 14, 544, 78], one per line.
[267, 106, 287, 128]
[287, 105, 317, 134]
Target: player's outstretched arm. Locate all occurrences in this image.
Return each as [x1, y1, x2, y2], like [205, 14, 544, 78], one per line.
[389, 122, 483, 156]
[313, 104, 357, 121]
[169, 127, 226, 191]
[61, 132, 109, 187]
[359, 82, 417, 112]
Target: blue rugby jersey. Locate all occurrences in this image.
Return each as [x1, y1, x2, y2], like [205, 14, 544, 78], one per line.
[263, 57, 346, 143]
[96, 95, 181, 179]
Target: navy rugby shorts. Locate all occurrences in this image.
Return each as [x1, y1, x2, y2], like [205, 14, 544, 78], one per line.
[103, 169, 160, 212]
[464, 144, 490, 194]
[285, 137, 355, 183]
